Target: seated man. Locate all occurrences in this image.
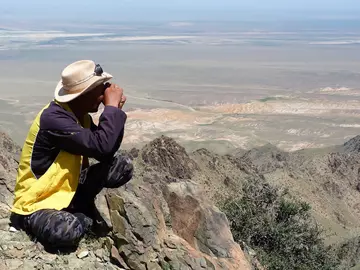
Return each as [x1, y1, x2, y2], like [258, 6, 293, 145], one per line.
[10, 60, 133, 249]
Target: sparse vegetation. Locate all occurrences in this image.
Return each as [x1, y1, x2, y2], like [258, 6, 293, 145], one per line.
[221, 180, 340, 270]
[258, 96, 279, 102]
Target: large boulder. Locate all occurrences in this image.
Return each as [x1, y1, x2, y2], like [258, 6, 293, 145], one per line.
[102, 180, 251, 270]
[97, 137, 252, 269]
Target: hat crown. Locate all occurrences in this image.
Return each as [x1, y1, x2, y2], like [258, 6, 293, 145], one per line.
[61, 60, 95, 90]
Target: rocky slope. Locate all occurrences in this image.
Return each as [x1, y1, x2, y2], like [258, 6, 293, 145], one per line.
[0, 133, 252, 270]
[1, 131, 360, 269]
[190, 137, 360, 268]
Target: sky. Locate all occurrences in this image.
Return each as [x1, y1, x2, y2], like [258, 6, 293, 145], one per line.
[1, 0, 360, 22]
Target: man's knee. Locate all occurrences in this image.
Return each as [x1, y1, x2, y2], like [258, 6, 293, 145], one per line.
[106, 155, 134, 188]
[25, 209, 86, 248]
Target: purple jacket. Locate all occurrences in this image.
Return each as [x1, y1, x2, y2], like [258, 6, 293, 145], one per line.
[31, 101, 126, 178]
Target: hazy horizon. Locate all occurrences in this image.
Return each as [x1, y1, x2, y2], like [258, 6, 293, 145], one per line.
[1, 2, 360, 153]
[2, 0, 360, 23]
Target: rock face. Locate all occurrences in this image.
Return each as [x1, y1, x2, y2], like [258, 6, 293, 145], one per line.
[141, 136, 199, 179]
[0, 132, 20, 218]
[0, 133, 251, 270]
[2, 131, 360, 269]
[101, 181, 250, 270]
[98, 135, 251, 270]
[192, 138, 360, 269]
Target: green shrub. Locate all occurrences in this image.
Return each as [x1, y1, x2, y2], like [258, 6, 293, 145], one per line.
[221, 180, 339, 270]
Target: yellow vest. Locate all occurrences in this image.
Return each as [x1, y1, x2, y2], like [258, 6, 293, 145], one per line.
[11, 102, 90, 215]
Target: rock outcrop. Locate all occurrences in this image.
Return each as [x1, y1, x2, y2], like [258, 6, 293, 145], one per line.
[97, 135, 251, 269]
[192, 138, 360, 269]
[0, 133, 251, 270]
[2, 131, 360, 269]
[99, 180, 250, 270]
[0, 132, 21, 218]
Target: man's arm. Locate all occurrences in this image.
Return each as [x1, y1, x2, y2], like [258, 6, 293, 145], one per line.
[88, 112, 125, 158]
[41, 104, 126, 161]
[90, 115, 98, 132]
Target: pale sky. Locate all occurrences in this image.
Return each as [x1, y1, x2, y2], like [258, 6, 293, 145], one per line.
[1, 0, 360, 22]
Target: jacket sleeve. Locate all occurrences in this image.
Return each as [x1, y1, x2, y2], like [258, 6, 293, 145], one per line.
[41, 105, 127, 161]
[90, 116, 98, 132]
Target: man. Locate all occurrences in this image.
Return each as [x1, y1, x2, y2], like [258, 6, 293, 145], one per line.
[10, 60, 133, 250]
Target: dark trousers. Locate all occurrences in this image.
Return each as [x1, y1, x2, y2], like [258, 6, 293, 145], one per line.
[10, 155, 133, 250]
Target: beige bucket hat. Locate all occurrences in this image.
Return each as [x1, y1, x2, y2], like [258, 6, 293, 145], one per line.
[54, 60, 113, 103]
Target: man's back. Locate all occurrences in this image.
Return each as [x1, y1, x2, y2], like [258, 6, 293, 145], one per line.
[12, 101, 91, 215]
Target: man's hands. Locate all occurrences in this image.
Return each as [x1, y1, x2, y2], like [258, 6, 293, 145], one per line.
[103, 83, 126, 109]
[119, 95, 127, 109]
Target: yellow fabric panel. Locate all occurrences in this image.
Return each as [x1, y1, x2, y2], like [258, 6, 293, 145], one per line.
[11, 102, 90, 215]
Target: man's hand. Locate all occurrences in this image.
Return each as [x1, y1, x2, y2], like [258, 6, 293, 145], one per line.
[103, 83, 123, 108]
[119, 95, 127, 109]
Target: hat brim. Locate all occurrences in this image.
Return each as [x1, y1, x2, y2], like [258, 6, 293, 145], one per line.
[54, 72, 113, 103]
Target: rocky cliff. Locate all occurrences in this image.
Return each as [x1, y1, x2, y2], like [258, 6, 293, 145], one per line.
[1, 131, 360, 269]
[0, 133, 252, 270]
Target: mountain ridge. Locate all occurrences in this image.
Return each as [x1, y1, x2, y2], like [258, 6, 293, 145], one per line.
[1, 132, 360, 269]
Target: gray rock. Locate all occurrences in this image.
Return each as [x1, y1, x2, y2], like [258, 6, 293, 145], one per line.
[169, 261, 181, 270]
[164, 239, 177, 249]
[104, 237, 114, 251]
[146, 261, 162, 270]
[113, 233, 129, 249]
[0, 218, 9, 230]
[199, 258, 207, 268]
[110, 245, 129, 269]
[9, 226, 18, 233]
[95, 261, 103, 269]
[95, 191, 113, 231]
[95, 248, 106, 261]
[67, 256, 86, 269]
[42, 264, 54, 270]
[179, 265, 192, 270]
[77, 250, 89, 259]
[41, 253, 58, 263]
[5, 259, 23, 270]
[21, 259, 39, 269]
[106, 263, 123, 270]
[0, 133, 20, 219]
[120, 191, 158, 247]
[106, 193, 126, 215]
[126, 253, 147, 270]
[141, 136, 198, 179]
[4, 246, 25, 259]
[110, 210, 127, 236]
